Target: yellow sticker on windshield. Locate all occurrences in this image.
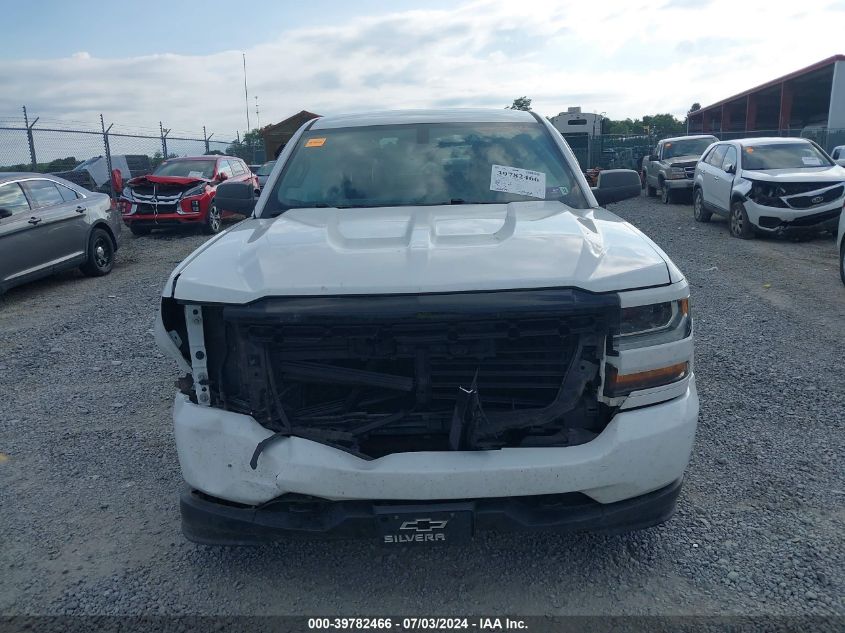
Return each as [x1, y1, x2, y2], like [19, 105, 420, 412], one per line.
[305, 138, 326, 147]
[665, 142, 672, 147]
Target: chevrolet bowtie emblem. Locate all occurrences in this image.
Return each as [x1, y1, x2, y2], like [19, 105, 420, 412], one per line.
[400, 518, 448, 532]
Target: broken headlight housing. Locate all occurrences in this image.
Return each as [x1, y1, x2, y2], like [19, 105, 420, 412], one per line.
[614, 299, 690, 351]
[747, 180, 787, 208]
[182, 183, 207, 198]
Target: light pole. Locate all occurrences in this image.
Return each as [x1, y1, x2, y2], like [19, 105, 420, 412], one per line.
[255, 95, 261, 130]
[242, 52, 251, 132]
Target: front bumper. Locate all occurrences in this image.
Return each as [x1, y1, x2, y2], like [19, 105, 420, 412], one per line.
[744, 199, 844, 232]
[180, 478, 684, 545]
[664, 178, 694, 190]
[123, 211, 205, 226]
[172, 378, 698, 507]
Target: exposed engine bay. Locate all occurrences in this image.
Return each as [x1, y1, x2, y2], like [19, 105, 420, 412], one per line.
[163, 289, 620, 460]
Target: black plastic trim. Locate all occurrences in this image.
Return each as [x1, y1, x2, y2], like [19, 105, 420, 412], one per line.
[180, 479, 683, 545]
[221, 287, 621, 323]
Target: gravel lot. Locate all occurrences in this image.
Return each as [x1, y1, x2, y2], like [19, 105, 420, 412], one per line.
[1, 196, 843, 617]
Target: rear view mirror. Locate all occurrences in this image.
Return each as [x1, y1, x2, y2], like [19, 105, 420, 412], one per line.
[216, 172, 229, 182]
[591, 169, 642, 206]
[649, 154, 659, 161]
[214, 181, 260, 216]
[724, 163, 736, 174]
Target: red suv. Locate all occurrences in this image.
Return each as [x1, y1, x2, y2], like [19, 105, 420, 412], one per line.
[120, 156, 257, 235]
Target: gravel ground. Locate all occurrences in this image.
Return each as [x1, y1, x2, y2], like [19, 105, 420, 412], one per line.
[1, 198, 843, 617]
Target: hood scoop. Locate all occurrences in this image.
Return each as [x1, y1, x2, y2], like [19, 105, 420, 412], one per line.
[325, 205, 517, 250]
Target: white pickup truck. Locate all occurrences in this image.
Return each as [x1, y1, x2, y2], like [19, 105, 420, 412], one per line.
[155, 109, 698, 545]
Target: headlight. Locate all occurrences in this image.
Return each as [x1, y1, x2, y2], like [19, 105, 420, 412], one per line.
[606, 298, 692, 397]
[614, 299, 690, 351]
[667, 167, 686, 179]
[182, 184, 207, 198]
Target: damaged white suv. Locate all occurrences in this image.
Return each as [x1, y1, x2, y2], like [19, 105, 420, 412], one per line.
[155, 109, 698, 545]
[693, 137, 845, 238]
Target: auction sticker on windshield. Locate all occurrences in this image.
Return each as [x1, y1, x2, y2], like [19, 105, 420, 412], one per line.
[490, 165, 546, 199]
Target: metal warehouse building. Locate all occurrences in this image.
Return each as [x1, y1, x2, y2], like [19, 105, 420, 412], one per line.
[687, 55, 845, 149]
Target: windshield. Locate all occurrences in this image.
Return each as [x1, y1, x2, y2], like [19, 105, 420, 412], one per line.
[153, 159, 216, 179]
[741, 143, 833, 170]
[264, 122, 588, 215]
[257, 161, 276, 176]
[663, 138, 716, 159]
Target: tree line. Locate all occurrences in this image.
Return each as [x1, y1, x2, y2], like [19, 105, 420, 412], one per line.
[506, 97, 703, 138]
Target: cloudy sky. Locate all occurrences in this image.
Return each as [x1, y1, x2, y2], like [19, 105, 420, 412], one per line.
[1, 0, 844, 139]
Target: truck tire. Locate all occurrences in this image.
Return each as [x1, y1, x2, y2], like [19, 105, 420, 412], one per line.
[693, 189, 712, 223]
[729, 201, 755, 239]
[660, 180, 672, 204]
[646, 180, 657, 197]
[840, 239, 845, 286]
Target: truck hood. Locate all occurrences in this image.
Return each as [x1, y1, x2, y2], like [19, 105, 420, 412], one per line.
[169, 202, 673, 303]
[741, 165, 845, 182]
[664, 155, 700, 167]
[128, 174, 209, 187]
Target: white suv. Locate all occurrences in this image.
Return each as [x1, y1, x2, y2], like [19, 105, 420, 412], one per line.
[155, 109, 698, 545]
[692, 137, 845, 239]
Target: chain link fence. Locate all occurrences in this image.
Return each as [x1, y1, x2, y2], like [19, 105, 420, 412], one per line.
[576, 128, 845, 172]
[0, 109, 265, 199]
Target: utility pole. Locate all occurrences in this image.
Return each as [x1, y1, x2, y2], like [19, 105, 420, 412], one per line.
[23, 106, 39, 170]
[255, 95, 261, 130]
[101, 114, 115, 199]
[242, 52, 251, 132]
[159, 121, 171, 157]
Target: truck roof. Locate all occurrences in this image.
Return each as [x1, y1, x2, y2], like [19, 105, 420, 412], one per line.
[311, 108, 536, 130]
[660, 134, 718, 143]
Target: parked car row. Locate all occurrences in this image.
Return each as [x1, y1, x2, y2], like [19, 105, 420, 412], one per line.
[0, 155, 282, 296]
[643, 134, 845, 286]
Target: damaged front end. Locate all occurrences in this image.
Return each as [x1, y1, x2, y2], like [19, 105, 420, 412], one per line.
[161, 289, 620, 461]
[121, 175, 210, 218]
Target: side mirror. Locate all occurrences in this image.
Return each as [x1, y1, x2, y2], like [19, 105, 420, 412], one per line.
[216, 172, 229, 182]
[214, 180, 259, 216]
[0, 208, 12, 219]
[724, 163, 736, 174]
[649, 154, 659, 162]
[591, 169, 642, 206]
